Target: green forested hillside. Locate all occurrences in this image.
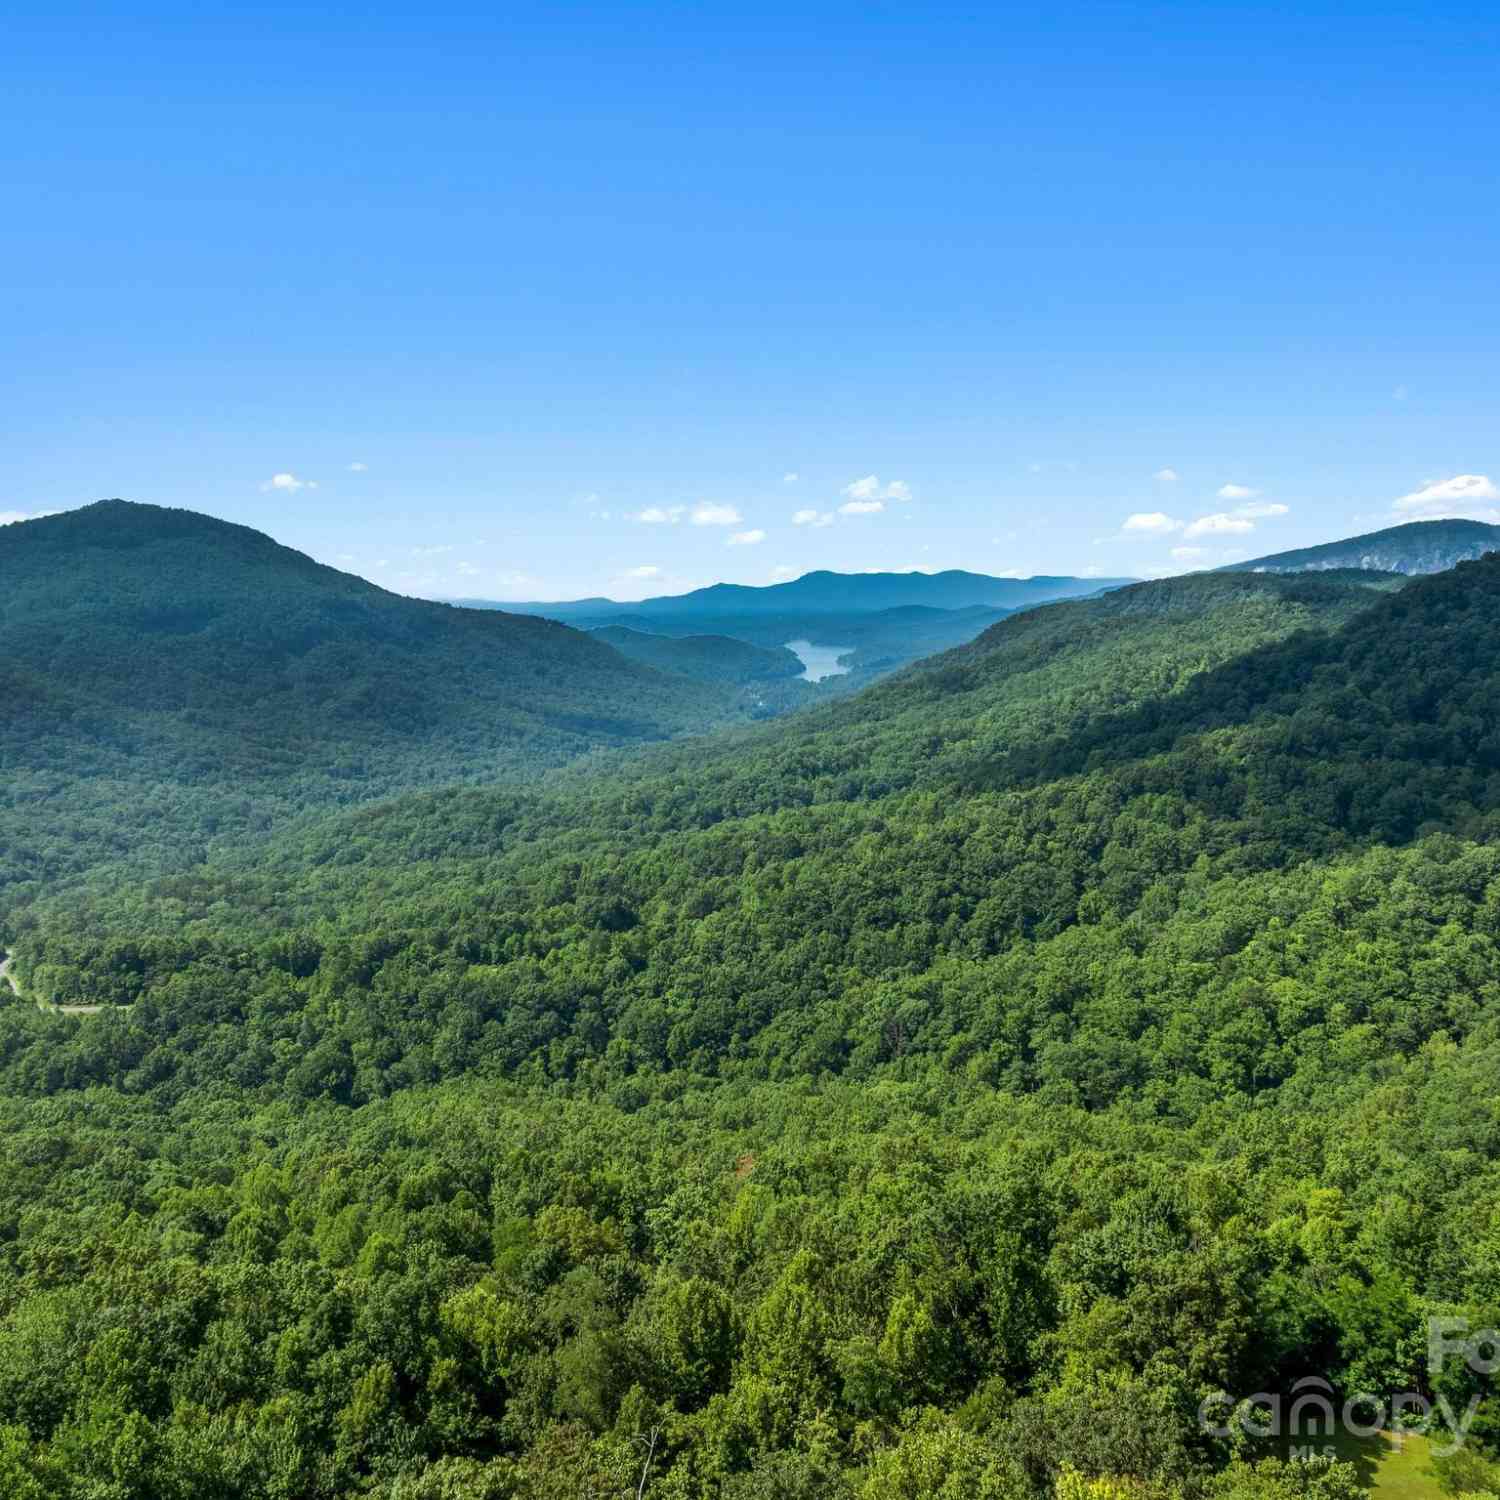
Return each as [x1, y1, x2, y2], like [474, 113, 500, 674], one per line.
[588, 627, 804, 686]
[0, 502, 753, 908]
[5, 549, 1500, 1499]
[7, 566, 1399, 960]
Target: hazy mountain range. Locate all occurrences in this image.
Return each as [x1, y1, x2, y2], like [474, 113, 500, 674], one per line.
[456, 567, 1137, 681]
[476, 567, 1135, 618]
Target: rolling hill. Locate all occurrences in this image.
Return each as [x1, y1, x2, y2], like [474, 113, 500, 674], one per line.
[13, 565, 1407, 963]
[0, 500, 750, 904]
[587, 626, 804, 685]
[582, 602, 1018, 681]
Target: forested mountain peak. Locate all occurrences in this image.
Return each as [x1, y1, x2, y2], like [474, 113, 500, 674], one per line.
[2, 497, 377, 598]
[0, 500, 757, 902]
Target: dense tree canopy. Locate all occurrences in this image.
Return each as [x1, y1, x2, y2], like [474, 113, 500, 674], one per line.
[3, 521, 1499, 1496]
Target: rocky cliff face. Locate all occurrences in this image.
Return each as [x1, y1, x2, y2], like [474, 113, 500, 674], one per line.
[1225, 519, 1500, 575]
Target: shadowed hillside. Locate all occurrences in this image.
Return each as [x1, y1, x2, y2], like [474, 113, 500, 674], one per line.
[0, 501, 743, 902]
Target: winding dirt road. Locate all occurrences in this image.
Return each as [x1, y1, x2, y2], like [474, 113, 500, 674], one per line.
[0, 952, 105, 1015]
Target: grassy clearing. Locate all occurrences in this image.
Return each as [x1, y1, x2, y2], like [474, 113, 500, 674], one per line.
[1282, 1425, 1441, 1500]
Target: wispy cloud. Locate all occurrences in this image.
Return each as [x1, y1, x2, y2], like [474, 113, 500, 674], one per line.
[1216, 483, 1258, 501]
[631, 501, 744, 526]
[770, 564, 799, 581]
[1153, 468, 1179, 482]
[624, 564, 661, 579]
[792, 508, 834, 528]
[1183, 512, 1255, 538]
[1392, 473, 1499, 519]
[842, 475, 912, 503]
[839, 498, 885, 516]
[691, 502, 743, 527]
[782, 472, 800, 483]
[728, 528, 766, 546]
[347, 461, 368, 472]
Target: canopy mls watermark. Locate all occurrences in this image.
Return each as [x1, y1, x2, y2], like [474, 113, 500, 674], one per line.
[1197, 1318, 1498, 1458]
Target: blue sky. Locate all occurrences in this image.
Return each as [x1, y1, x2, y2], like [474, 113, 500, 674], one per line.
[4, 1, 1497, 599]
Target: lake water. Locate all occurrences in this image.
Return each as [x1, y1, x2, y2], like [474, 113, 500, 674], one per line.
[785, 640, 853, 682]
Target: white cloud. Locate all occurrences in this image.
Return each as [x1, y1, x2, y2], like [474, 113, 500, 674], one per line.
[347, 461, 368, 472]
[1392, 473, 1500, 519]
[1184, 512, 1255, 538]
[839, 498, 885, 516]
[1153, 468, 1179, 483]
[842, 475, 912, 503]
[1123, 511, 1182, 534]
[412, 544, 456, 557]
[633, 505, 685, 524]
[769, 564, 799, 582]
[1235, 501, 1289, 519]
[262, 471, 316, 492]
[782, 472, 800, 483]
[691, 502, 743, 527]
[624, 565, 661, 579]
[727, 528, 766, 546]
[792, 508, 834, 528]
[0, 509, 57, 525]
[1216, 483, 1258, 501]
